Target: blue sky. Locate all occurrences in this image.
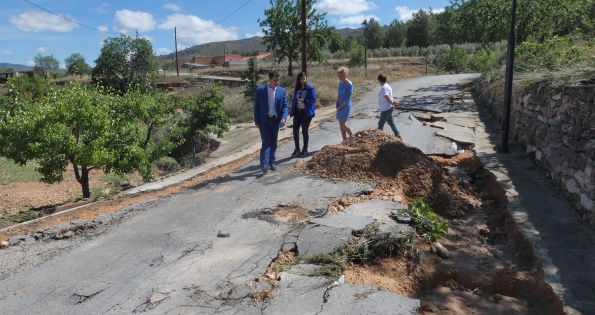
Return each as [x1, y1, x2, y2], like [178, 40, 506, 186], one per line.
[1, 0, 450, 68]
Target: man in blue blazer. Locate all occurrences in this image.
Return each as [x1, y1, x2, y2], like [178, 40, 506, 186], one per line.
[254, 70, 288, 174]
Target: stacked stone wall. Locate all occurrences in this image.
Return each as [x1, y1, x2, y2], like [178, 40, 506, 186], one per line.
[476, 81, 595, 226]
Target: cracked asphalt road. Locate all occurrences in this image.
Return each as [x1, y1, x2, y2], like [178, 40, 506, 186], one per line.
[0, 74, 478, 314]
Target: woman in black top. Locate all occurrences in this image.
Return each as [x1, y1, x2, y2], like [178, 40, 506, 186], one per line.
[290, 72, 317, 157]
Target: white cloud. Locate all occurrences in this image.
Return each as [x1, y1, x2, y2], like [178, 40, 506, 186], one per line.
[164, 4, 181, 12]
[316, 0, 376, 16]
[156, 47, 171, 55]
[159, 14, 238, 47]
[245, 31, 264, 38]
[37, 47, 49, 52]
[114, 10, 156, 33]
[91, 3, 110, 14]
[395, 6, 445, 22]
[98, 26, 109, 32]
[9, 11, 78, 32]
[25, 60, 35, 67]
[338, 15, 378, 27]
[3, 50, 13, 55]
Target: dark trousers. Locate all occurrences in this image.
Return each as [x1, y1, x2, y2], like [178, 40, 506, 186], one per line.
[292, 109, 313, 150]
[378, 107, 401, 137]
[259, 116, 279, 168]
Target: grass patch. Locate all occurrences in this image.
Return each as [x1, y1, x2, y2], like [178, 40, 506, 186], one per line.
[0, 157, 41, 185]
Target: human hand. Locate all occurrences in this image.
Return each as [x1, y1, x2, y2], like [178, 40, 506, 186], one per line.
[280, 119, 286, 124]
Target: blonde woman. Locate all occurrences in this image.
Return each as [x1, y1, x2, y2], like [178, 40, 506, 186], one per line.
[335, 66, 353, 140]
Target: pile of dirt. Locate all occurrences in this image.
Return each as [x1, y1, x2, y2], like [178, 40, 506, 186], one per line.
[296, 129, 480, 217]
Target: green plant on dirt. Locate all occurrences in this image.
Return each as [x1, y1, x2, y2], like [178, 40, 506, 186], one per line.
[469, 48, 494, 72]
[303, 221, 414, 278]
[403, 197, 450, 243]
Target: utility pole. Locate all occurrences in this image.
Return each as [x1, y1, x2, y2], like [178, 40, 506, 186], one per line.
[174, 27, 179, 77]
[135, 30, 138, 38]
[362, 20, 368, 78]
[301, 0, 307, 74]
[500, 0, 517, 153]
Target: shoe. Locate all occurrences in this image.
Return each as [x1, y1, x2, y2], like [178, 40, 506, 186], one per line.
[270, 165, 276, 171]
[291, 148, 300, 157]
[261, 167, 268, 174]
[298, 149, 308, 157]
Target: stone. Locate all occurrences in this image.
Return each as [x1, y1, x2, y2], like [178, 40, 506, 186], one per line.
[580, 194, 593, 210]
[0, 240, 9, 249]
[566, 178, 580, 194]
[433, 242, 450, 259]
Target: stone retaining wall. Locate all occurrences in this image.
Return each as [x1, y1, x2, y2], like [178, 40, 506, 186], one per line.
[476, 81, 595, 226]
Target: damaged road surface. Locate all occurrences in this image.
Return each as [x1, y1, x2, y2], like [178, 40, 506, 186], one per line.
[0, 74, 480, 314]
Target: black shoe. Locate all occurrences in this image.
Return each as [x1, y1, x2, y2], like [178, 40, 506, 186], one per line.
[291, 148, 300, 157]
[298, 149, 308, 157]
[261, 167, 268, 174]
[270, 165, 276, 171]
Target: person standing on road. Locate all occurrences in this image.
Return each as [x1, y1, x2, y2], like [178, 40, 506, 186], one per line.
[290, 72, 317, 157]
[376, 73, 401, 138]
[254, 70, 288, 174]
[336, 66, 353, 140]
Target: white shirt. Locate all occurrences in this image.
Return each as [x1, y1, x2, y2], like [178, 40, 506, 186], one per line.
[377, 83, 394, 112]
[267, 85, 276, 116]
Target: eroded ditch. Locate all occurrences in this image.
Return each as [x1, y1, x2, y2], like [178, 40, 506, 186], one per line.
[244, 129, 564, 315]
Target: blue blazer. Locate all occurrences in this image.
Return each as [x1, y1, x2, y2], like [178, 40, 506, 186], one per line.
[290, 84, 317, 118]
[254, 84, 288, 127]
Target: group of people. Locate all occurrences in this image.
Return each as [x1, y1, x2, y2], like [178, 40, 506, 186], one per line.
[254, 67, 401, 174]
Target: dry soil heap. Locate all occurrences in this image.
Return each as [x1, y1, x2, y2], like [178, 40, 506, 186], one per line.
[297, 129, 480, 217]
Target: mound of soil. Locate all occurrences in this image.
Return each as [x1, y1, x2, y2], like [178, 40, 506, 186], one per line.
[296, 129, 480, 217]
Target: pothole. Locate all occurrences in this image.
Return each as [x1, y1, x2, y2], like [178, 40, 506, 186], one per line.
[242, 203, 312, 224]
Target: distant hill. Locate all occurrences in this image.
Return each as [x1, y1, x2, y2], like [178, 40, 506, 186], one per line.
[0, 63, 33, 72]
[159, 27, 363, 60]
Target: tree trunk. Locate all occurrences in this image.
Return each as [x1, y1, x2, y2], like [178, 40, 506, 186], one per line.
[72, 161, 91, 198]
[80, 166, 91, 198]
[287, 56, 293, 77]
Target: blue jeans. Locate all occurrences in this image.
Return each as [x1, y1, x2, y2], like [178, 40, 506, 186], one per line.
[378, 107, 401, 137]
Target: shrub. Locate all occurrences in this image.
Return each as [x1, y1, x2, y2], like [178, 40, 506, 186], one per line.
[436, 48, 469, 74]
[470, 48, 494, 72]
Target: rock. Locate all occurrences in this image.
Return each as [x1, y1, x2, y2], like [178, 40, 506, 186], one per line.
[433, 242, 450, 259]
[478, 227, 490, 236]
[63, 231, 76, 239]
[493, 294, 503, 301]
[217, 231, 230, 237]
[0, 240, 9, 249]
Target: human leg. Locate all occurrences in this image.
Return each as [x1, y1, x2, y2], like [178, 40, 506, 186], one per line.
[378, 108, 391, 130]
[268, 121, 279, 167]
[385, 108, 401, 138]
[292, 114, 301, 156]
[301, 113, 312, 150]
[259, 125, 271, 169]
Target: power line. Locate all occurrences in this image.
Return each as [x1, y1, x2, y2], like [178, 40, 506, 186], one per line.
[177, 0, 254, 35]
[22, 0, 256, 37]
[22, 0, 134, 35]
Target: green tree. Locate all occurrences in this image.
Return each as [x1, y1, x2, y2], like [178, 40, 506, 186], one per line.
[343, 35, 358, 53]
[258, 0, 335, 76]
[406, 9, 437, 47]
[240, 57, 260, 101]
[33, 53, 59, 78]
[65, 53, 91, 77]
[173, 84, 230, 166]
[436, 48, 469, 74]
[92, 35, 159, 93]
[0, 82, 183, 198]
[384, 19, 407, 48]
[365, 18, 385, 50]
[349, 45, 365, 66]
[161, 60, 176, 77]
[328, 32, 343, 53]
[445, 0, 594, 44]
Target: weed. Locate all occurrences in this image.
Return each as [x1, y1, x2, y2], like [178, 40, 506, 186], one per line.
[401, 197, 450, 243]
